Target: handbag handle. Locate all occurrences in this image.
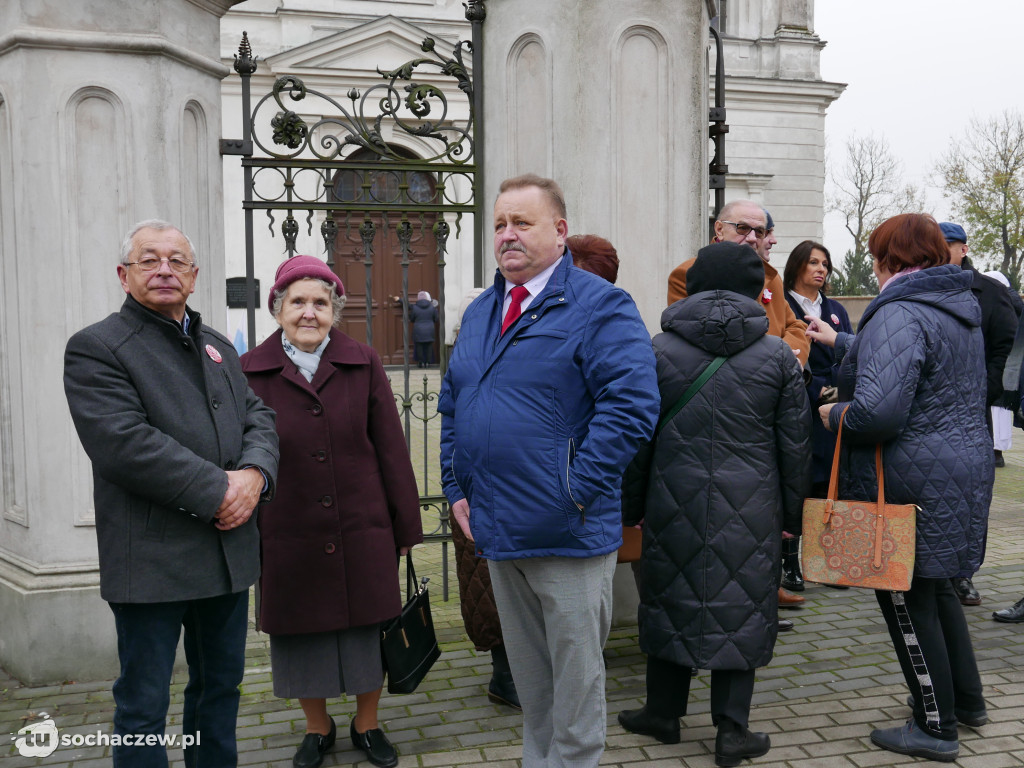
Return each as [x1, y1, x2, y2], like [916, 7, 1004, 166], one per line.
[824, 408, 887, 570]
[403, 553, 429, 600]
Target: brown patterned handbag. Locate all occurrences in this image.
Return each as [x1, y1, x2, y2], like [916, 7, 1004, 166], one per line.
[801, 409, 917, 591]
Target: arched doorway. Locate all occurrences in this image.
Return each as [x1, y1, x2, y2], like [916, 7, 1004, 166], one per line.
[329, 148, 440, 365]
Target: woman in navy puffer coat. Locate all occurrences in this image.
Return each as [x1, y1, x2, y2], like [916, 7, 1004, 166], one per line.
[813, 214, 990, 762]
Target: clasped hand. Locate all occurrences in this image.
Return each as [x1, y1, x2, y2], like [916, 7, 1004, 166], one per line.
[214, 468, 263, 530]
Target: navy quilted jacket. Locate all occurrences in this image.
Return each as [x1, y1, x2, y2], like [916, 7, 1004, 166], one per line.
[827, 265, 993, 578]
[626, 291, 810, 670]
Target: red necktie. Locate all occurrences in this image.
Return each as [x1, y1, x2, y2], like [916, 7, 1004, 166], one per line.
[501, 285, 530, 336]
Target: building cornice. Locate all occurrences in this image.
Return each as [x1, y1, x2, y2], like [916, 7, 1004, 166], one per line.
[0, 27, 230, 78]
[719, 74, 846, 107]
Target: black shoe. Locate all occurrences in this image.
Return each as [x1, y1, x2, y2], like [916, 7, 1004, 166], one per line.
[870, 720, 958, 762]
[994, 450, 1005, 467]
[293, 719, 336, 768]
[618, 707, 681, 744]
[487, 644, 521, 710]
[904, 695, 989, 727]
[778, 619, 794, 632]
[993, 595, 1024, 623]
[350, 721, 398, 768]
[951, 577, 981, 606]
[780, 538, 804, 591]
[715, 722, 770, 767]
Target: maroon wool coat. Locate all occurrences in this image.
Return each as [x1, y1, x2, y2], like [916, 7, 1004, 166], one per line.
[242, 328, 423, 636]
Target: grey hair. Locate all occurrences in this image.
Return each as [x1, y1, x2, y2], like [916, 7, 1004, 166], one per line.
[119, 219, 196, 266]
[271, 278, 347, 326]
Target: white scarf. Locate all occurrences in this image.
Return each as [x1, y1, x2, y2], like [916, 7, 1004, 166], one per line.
[281, 333, 330, 382]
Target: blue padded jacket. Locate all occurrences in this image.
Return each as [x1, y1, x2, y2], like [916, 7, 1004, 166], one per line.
[439, 253, 659, 560]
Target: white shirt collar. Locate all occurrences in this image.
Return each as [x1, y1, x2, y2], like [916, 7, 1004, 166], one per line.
[503, 257, 561, 312]
[788, 289, 822, 320]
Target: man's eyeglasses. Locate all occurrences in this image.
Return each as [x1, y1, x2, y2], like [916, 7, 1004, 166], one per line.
[720, 221, 767, 239]
[124, 257, 195, 274]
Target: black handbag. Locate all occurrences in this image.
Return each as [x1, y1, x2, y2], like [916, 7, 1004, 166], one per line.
[380, 554, 441, 694]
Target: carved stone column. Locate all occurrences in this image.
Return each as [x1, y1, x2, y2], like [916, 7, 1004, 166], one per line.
[0, 0, 243, 684]
[481, 0, 715, 335]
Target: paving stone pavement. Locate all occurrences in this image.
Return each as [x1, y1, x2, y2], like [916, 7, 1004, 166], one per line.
[4, 440, 1024, 766]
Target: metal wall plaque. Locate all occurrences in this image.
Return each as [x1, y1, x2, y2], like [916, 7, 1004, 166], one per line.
[226, 277, 260, 309]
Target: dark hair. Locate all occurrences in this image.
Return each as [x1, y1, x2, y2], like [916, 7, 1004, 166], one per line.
[568, 234, 619, 284]
[868, 213, 950, 274]
[498, 174, 567, 220]
[783, 240, 832, 293]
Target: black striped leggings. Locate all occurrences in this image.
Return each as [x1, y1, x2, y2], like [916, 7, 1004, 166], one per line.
[875, 577, 984, 740]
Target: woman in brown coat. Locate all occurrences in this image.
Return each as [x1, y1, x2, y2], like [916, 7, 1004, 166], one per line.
[242, 255, 423, 768]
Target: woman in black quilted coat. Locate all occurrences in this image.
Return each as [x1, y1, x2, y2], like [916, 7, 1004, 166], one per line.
[619, 242, 810, 767]
[813, 214, 990, 763]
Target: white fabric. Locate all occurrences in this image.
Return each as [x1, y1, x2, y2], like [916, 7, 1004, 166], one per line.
[787, 289, 822, 320]
[281, 333, 329, 382]
[992, 406, 1013, 451]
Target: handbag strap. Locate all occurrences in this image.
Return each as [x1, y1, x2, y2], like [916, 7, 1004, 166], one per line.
[825, 408, 887, 569]
[657, 355, 728, 433]
[404, 553, 418, 601]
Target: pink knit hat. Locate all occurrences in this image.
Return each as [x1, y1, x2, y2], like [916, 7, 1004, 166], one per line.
[267, 255, 345, 314]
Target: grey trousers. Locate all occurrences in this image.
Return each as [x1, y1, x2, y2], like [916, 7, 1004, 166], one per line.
[488, 552, 616, 768]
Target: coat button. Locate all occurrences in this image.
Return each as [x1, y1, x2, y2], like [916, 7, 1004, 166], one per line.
[181, 341, 190, 349]
[325, 542, 336, 554]
[530, 314, 537, 319]
[321, 495, 333, 507]
[316, 450, 327, 462]
[311, 404, 323, 416]
[211, 399, 220, 409]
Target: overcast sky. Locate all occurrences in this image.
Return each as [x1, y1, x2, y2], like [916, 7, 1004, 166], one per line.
[814, 1, 1023, 263]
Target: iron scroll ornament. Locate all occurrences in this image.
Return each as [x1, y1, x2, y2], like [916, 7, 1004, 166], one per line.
[253, 38, 474, 164]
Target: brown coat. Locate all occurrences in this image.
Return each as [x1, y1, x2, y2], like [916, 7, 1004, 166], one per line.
[668, 257, 809, 366]
[242, 329, 423, 635]
[452, 522, 503, 651]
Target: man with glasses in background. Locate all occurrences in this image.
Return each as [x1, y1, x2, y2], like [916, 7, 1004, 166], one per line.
[667, 200, 810, 624]
[64, 220, 279, 767]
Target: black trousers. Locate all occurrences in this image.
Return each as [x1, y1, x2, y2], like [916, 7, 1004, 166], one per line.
[875, 577, 984, 741]
[646, 654, 755, 728]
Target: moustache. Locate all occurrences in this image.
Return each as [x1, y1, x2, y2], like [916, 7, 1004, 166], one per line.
[500, 242, 526, 255]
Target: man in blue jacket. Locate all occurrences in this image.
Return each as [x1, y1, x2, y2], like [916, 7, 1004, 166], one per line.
[439, 174, 659, 767]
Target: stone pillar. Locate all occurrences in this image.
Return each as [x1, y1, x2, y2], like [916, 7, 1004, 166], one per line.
[0, 0, 242, 685]
[481, 1, 714, 625]
[481, 0, 713, 335]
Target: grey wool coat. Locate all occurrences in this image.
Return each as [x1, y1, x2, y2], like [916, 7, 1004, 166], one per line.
[623, 291, 811, 671]
[64, 296, 279, 603]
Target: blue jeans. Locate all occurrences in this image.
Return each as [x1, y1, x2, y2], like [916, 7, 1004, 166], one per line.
[109, 590, 248, 768]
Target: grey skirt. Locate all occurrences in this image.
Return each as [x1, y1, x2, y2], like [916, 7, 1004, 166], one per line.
[269, 624, 384, 699]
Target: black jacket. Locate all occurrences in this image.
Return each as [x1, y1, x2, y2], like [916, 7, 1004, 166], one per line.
[963, 257, 1018, 406]
[624, 291, 810, 671]
[784, 292, 853, 485]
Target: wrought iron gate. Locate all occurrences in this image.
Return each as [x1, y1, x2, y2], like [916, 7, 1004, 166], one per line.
[221, 4, 486, 599]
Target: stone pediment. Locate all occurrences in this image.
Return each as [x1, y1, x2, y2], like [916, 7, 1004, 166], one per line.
[266, 15, 464, 76]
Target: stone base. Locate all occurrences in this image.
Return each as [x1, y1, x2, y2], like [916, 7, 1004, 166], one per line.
[0, 562, 118, 685]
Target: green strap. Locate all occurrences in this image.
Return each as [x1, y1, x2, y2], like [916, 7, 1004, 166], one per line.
[657, 356, 728, 433]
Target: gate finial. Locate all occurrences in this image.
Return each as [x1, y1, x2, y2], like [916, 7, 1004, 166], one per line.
[234, 31, 258, 76]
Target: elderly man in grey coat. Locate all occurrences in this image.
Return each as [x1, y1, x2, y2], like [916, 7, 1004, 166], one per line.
[64, 220, 279, 768]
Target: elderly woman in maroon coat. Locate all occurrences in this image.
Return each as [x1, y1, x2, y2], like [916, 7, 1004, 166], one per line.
[242, 255, 423, 768]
